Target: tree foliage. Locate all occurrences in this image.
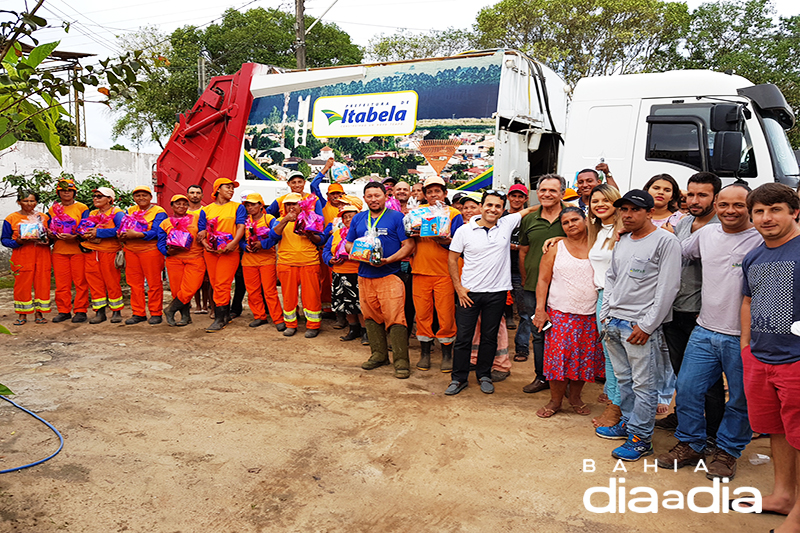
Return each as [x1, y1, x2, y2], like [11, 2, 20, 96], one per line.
[0, 169, 134, 209]
[366, 28, 478, 62]
[1, 2, 147, 163]
[110, 7, 362, 148]
[474, 0, 690, 86]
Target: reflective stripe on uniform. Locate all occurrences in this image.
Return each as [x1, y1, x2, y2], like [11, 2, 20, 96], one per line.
[14, 300, 34, 312]
[91, 297, 108, 310]
[34, 299, 51, 312]
[283, 309, 297, 321]
[108, 296, 124, 310]
[304, 309, 322, 323]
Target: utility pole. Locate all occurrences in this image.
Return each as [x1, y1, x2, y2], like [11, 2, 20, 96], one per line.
[295, 0, 306, 69]
[197, 55, 207, 96]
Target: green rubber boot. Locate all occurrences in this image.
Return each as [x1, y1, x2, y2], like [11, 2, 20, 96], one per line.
[389, 324, 410, 379]
[361, 319, 390, 370]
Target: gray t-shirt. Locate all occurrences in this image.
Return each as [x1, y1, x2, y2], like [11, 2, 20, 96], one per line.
[672, 214, 719, 313]
[682, 224, 762, 336]
[600, 228, 681, 335]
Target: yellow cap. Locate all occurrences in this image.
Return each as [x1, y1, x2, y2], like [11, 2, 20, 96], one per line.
[342, 194, 363, 210]
[243, 193, 264, 204]
[563, 187, 579, 201]
[282, 192, 303, 204]
[132, 185, 153, 195]
[212, 177, 239, 196]
[170, 194, 189, 204]
[339, 204, 359, 214]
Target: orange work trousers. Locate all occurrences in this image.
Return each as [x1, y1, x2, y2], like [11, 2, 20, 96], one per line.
[53, 252, 88, 314]
[85, 250, 123, 310]
[125, 249, 165, 316]
[320, 262, 332, 312]
[243, 264, 284, 324]
[277, 264, 321, 329]
[165, 254, 206, 304]
[412, 274, 456, 343]
[359, 275, 406, 328]
[10, 245, 52, 314]
[204, 250, 239, 307]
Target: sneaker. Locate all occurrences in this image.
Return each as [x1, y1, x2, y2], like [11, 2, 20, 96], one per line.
[706, 448, 737, 480]
[596, 419, 628, 440]
[444, 381, 468, 396]
[491, 370, 510, 382]
[655, 412, 678, 431]
[479, 376, 494, 394]
[612, 435, 654, 462]
[656, 441, 704, 469]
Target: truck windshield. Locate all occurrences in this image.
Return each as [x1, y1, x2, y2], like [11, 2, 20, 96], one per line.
[761, 114, 800, 184]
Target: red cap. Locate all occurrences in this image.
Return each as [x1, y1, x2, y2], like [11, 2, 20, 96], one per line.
[509, 184, 529, 196]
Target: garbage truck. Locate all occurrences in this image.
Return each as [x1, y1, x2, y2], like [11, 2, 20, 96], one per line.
[155, 49, 798, 206]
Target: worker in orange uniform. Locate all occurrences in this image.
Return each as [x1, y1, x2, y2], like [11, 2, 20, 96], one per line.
[322, 203, 366, 343]
[239, 193, 284, 331]
[187, 183, 212, 316]
[158, 194, 206, 327]
[197, 177, 246, 332]
[119, 185, 167, 325]
[2, 190, 52, 325]
[47, 178, 89, 323]
[311, 158, 349, 326]
[272, 193, 324, 338]
[266, 171, 323, 218]
[79, 187, 125, 324]
[410, 176, 464, 372]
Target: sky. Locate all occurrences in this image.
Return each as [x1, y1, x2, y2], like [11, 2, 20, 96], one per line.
[17, 0, 800, 154]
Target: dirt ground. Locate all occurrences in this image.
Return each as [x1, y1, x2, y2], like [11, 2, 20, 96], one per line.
[0, 288, 785, 532]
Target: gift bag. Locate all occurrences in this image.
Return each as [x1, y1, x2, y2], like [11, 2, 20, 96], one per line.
[331, 162, 352, 183]
[294, 195, 324, 235]
[245, 216, 271, 248]
[19, 215, 47, 241]
[334, 226, 350, 261]
[50, 204, 77, 235]
[206, 217, 233, 251]
[386, 197, 402, 212]
[166, 216, 194, 250]
[118, 210, 148, 235]
[77, 213, 111, 236]
[419, 202, 451, 237]
[349, 226, 383, 266]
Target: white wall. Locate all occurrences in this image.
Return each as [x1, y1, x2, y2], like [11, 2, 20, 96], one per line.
[0, 142, 159, 271]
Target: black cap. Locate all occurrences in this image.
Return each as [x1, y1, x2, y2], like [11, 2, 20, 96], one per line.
[382, 176, 398, 185]
[613, 189, 654, 209]
[452, 192, 467, 203]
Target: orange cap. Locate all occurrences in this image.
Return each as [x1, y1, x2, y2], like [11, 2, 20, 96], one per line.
[170, 194, 189, 204]
[132, 185, 153, 195]
[212, 177, 240, 196]
[243, 193, 264, 204]
[343, 195, 363, 210]
[282, 192, 303, 204]
[563, 188, 579, 201]
[327, 183, 344, 194]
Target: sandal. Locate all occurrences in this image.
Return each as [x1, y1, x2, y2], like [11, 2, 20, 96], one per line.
[513, 354, 529, 362]
[35, 316, 47, 324]
[571, 403, 591, 416]
[13, 317, 27, 326]
[536, 405, 560, 418]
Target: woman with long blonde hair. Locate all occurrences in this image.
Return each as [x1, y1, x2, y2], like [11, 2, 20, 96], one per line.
[587, 184, 625, 428]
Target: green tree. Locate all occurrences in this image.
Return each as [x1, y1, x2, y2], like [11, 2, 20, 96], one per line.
[474, 0, 689, 86]
[266, 150, 285, 166]
[1, 2, 147, 163]
[366, 28, 477, 62]
[109, 143, 129, 151]
[297, 159, 311, 178]
[291, 145, 313, 159]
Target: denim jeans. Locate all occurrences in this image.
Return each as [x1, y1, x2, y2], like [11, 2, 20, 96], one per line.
[596, 290, 620, 405]
[511, 273, 530, 357]
[452, 291, 507, 383]
[674, 326, 752, 457]
[522, 290, 545, 381]
[605, 318, 659, 440]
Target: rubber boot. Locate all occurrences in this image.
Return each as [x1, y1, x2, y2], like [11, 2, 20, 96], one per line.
[89, 306, 107, 324]
[340, 323, 361, 341]
[417, 340, 433, 371]
[165, 298, 183, 327]
[361, 319, 390, 370]
[333, 312, 348, 330]
[110, 310, 123, 323]
[176, 301, 192, 327]
[441, 343, 453, 373]
[389, 324, 410, 379]
[206, 304, 229, 333]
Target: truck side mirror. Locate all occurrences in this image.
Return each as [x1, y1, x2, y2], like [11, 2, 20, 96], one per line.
[710, 104, 743, 132]
[711, 131, 744, 174]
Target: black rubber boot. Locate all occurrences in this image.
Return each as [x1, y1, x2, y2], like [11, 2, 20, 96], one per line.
[417, 340, 433, 370]
[206, 305, 229, 332]
[441, 343, 453, 373]
[89, 306, 107, 324]
[52, 312, 71, 323]
[362, 319, 390, 370]
[177, 302, 192, 326]
[389, 324, 410, 379]
[332, 312, 348, 329]
[110, 310, 123, 323]
[340, 324, 361, 341]
[165, 299, 183, 327]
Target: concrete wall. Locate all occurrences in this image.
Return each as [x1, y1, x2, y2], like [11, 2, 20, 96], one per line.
[0, 142, 159, 271]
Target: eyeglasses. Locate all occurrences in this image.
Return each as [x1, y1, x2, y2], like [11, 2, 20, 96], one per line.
[92, 194, 106, 199]
[482, 190, 507, 200]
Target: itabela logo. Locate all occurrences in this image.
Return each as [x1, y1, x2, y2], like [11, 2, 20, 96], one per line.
[322, 105, 409, 125]
[321, 110, 343, 125]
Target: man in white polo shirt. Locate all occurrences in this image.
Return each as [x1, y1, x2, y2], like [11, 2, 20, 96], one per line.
[446, 190, 538, 395]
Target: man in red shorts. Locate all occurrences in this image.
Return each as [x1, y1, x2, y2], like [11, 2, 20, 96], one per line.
[741, 183, 800, 526]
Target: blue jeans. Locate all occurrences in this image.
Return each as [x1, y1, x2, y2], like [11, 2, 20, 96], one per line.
[605, 318, 659, 440]
[512, 273, 530, 357]
[522, 290, 545, 381]
[674, 326, 751, 457]
[596, 290, 620, 405]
